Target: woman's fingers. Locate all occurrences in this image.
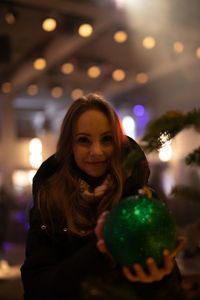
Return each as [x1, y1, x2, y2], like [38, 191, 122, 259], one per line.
[96, 239, 108, 254]
[133, 263, 152, 282]
[122, 252, 176, 284]
[171, 237, 185, 258]
[146, 258, 163, 281]
[122, 266, 139, 282]
[94, 211, 109, 240]
[163, 250, 174, 275]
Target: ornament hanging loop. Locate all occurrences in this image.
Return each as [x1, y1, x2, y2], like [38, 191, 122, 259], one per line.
[138, 185, 152, 199]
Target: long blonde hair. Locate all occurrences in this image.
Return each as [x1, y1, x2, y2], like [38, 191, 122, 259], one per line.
[38, 93, 126, 235]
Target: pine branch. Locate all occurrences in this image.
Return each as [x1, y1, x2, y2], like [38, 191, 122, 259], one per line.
[142, 109, 200, 152]
[185, 147, 200, 166]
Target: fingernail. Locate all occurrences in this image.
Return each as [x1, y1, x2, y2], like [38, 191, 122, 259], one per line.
[146, 257, 154, 264]
[163, 249, 169, 256]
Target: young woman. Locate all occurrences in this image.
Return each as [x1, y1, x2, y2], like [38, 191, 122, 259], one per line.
[21, 93, 184, 300]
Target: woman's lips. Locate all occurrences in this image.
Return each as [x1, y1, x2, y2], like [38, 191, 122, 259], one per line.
[87, 161, 106, 165]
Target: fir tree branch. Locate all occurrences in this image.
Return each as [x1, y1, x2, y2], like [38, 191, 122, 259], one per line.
[142, 109, 200, 152]
[185, 147, 200, 166]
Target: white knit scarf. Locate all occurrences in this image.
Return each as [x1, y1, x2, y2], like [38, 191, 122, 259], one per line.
[79, 174, 112, 200]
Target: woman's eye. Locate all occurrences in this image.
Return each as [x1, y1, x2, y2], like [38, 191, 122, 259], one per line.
[102, 135, 113, 143]
[77, 137, 90, 144]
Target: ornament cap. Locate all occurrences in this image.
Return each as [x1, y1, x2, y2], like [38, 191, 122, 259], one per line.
[138, 185, 152, 199]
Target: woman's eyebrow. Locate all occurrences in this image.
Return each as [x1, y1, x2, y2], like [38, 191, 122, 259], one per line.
[75, 131, 112, 136]
[75, 133, 91, 136]
[101, 131, 112, 136]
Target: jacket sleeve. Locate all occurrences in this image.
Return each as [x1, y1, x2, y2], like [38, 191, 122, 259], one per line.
[21, 207, 109, 300]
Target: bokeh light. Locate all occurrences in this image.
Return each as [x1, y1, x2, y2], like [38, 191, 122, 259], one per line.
[61, 63, 74, 74]
[142, 36, 156, 49]
[71, 88, 84, 100]
[112, 69, 126, 81]
[113, 30, 128, 43]
[27, 84, 38, 96]
[133, 105, 145, 116]
[42, 18, 57, 32]
[122, 116, 136, 139]
[87, 66, 101, 78]
[33, 58, 46, 70]
[1, 82, 12, 94]
[78, 24, 93, 37]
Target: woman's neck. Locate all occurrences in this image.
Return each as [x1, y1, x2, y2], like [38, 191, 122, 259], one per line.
[70, 158, 108, 188]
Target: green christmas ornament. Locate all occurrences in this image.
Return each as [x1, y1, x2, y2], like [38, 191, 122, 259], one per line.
[103, 194, 177, 268]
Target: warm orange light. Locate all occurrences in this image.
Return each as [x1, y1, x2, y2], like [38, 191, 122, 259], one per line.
[33, 58, 47, 70]
[142, 36, 156, 49]
[113, 31, 128, 43]
[27, 84, 38, 96]
[78, 24, 93, 37]
[1, 82, 12, 93]
[71, 89, 84, 100]
[51, 86, 63, 98]
[5, 12, 16, 24]
[196, 48, 200, 59]
[87, 66, 101, 78]
[136, 73, 149, 84]
[42, 18, 57, 32]
[112, 69, 126, 81]
[61, 63, 74, 74]
[173, 42, 184, 53]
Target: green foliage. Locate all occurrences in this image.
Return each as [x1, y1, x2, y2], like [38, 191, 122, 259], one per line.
[186, 147, 200, 166]
[142, 109, 200, 153]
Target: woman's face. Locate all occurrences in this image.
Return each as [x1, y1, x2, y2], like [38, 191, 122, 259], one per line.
[73, 109, 114, 177]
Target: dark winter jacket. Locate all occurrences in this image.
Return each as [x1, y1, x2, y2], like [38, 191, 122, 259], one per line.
[21, 137, 185, 300]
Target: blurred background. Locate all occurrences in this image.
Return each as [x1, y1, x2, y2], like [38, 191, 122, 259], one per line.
[0, 0, 200, 299]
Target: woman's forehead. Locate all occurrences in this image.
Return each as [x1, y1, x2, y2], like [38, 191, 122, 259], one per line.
[74, 109, 112, 134]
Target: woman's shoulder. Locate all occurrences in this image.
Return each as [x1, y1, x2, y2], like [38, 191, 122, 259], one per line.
[122, 136, 146, 158]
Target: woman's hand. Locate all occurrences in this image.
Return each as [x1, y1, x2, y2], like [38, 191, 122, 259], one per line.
[94, 211, 111, 256]
[122, 237, 184, 283]
[95, 212, 184, 283]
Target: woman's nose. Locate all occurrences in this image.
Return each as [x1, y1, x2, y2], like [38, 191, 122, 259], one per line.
[89, 142, 103, 156]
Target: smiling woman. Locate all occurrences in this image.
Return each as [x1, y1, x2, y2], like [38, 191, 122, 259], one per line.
[20, 93, 184, 300]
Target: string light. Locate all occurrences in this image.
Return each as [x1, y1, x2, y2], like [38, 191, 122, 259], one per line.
[173, 42, 184, 53]
[33, 58, 46, 70]
[5, 11, 16, 24]
[142, 36, 156, 49]
[1, 82, 12, 93]
[87, 66, 101, 78]
[113, 31, 128, 43]
[136, 73, 148, 84]
[78, 24, 93, 37]
[71, 89, 84, 100]
[27, 84, 38, 96]
[196, 48, 200, 59]
[112, 69, 126, 81]
[42, 17, 57, 32]
[51, 86, 63, 98]
[61, 63, 74, 74]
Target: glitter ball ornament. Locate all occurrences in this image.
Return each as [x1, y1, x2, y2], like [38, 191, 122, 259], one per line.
[103, 195, 177, 268]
